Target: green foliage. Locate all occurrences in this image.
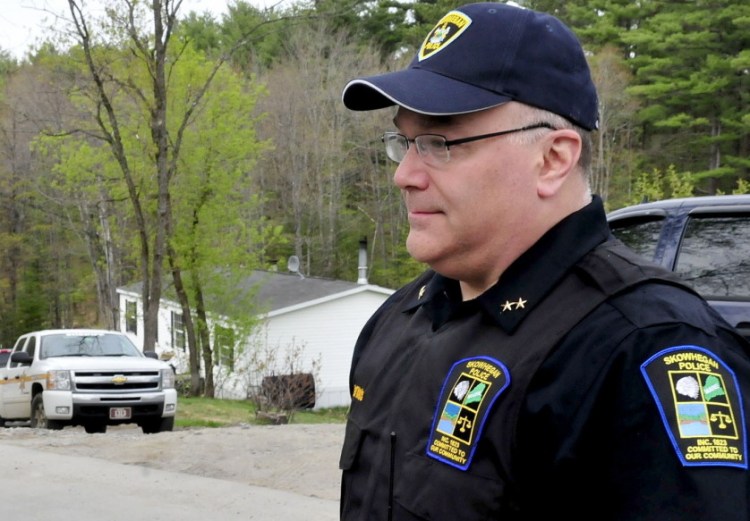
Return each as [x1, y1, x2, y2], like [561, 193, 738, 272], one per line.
[733, 179, 750, 195]
[525, 0, 749, 194]
[310, 0, 414, 58]
[715, 178, 750, 196]
[15, 260, 50, 334]
[167, 43, 270, 253]
[620, 0, 750, 187]
[627, 165, 696, 206]
[178, 11, 224, 56]
[0, 50, 18, 80]
[182, 0, 287, 71]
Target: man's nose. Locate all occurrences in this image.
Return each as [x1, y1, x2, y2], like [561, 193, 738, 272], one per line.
[393, 147, 429, 190]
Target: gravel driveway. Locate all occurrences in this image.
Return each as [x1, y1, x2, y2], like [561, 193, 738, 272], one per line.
[0, 422, 346, 501]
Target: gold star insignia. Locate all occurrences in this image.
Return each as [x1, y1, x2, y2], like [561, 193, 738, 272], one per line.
[500, 297, 528, 313]
[418, 285, 427, 299]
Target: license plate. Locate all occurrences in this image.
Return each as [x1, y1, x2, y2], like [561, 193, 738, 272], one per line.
[109, 407, 132, 420]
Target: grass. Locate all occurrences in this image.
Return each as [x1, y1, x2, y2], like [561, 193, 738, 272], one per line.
[174, 396, 348, 428]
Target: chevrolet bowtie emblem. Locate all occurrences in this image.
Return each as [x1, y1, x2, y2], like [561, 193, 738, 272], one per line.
[112, 375, 128, 385]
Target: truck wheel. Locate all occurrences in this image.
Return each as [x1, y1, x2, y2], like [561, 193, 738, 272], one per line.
[84, 422, 107, 434]
[141, 416, 174, 434]
[30, 394, 64, 430]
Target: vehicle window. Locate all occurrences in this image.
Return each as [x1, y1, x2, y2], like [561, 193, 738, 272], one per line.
[609, 218, 664, 260]
[10, 336, 31, 368]
[12, 336, 26, 351]
[675, 216, 750, 299]
[26, 336, 36, 359]
[41, 333, 141, 358]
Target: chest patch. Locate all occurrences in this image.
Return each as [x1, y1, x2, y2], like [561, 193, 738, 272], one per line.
[426, 356, 510, 470]
[641, 345, 747, 469]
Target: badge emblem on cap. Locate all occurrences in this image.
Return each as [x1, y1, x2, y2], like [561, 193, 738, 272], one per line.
[418, 11, 472, 62]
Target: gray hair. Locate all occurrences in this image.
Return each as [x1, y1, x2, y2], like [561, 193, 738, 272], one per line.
[507, 104, 593, 181]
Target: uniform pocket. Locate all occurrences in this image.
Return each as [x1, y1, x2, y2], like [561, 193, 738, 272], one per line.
[394, 451, 506, 519]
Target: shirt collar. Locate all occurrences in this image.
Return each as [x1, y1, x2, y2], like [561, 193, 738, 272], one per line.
[403, 196, 611, 332]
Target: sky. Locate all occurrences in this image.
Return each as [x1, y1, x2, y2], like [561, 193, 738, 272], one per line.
[0, 0, 275, 60]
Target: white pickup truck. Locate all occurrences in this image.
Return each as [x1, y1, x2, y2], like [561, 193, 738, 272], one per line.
[0, 329, 177, 434]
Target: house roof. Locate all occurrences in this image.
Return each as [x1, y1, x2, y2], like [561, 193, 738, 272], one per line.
[238, 271, 392, 312]
[118, 270, 394, 315]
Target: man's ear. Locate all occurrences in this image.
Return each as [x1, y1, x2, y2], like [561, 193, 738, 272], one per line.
[537, 130, 582, 198]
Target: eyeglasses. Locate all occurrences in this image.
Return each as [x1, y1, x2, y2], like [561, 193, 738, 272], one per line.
[382, 123, 557, 165]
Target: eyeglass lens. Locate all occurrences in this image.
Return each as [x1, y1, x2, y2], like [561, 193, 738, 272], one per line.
[383, 133, 408, 162]
[383, 133, 450, 164]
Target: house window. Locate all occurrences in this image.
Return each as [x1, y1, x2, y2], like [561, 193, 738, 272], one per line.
[125, 300, 137, 334]
[171, 311, 185, 350]
[215, 325, 235, 371]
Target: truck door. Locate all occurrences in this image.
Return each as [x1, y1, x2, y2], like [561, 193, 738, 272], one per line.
[0, 335, 35, 419]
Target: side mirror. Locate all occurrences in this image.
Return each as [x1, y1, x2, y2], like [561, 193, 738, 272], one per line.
[10, 351, 33, 365]
[143, 351, 158, 360]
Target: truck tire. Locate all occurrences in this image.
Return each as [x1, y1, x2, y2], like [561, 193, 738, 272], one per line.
[141, 416, 174, 434]
[30, 394, 64, 430]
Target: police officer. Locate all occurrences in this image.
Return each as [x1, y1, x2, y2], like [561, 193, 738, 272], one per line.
[338, 2, 750, 519]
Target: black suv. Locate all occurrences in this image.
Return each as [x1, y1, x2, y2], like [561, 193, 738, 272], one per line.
[607, 194, 750, 341]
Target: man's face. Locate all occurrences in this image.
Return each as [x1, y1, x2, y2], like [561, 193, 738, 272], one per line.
[392, 104, 545, 285]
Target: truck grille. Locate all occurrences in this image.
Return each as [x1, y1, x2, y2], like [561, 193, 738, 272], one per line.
[73, 370, 161, 392]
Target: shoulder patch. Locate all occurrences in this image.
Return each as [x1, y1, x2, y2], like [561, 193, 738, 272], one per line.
[426, 356, 510, 470]
[641, 345, 747, 469]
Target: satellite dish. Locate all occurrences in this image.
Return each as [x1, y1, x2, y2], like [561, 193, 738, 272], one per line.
[287, 255, 304, 278]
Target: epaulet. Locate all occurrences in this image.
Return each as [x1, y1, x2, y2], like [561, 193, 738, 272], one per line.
[576, 240, 698, 297]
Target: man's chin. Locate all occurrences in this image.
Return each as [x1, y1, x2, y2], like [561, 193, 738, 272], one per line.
[406, 237, 444, 267]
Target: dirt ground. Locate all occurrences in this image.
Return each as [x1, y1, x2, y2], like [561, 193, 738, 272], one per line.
[0, 422, 346, 501]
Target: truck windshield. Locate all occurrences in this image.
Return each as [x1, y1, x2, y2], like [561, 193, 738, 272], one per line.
[40, 333, 142, 359]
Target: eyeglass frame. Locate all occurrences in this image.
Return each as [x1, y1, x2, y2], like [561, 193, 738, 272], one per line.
[381, 122, 557, 165]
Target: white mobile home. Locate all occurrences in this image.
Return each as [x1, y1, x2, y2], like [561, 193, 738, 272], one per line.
[117, 270, 393, 408]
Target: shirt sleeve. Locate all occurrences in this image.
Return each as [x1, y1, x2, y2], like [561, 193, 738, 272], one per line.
[516, 303, 750, 520]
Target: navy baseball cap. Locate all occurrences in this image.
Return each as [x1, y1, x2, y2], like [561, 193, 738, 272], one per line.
[342, 2, 599, 130]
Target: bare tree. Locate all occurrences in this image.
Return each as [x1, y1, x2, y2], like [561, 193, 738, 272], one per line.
[62, 0, 286, 397]
[64, 0, 176, 354]
[0, 63, 102, 338]
[254, 22, 404, 282]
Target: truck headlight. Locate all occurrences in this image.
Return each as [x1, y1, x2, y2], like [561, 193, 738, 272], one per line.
[161, 368, 176, 389]
[47, 370, 71, 390]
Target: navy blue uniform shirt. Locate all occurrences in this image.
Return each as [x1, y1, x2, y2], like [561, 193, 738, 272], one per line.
[340, 196, 750, 520]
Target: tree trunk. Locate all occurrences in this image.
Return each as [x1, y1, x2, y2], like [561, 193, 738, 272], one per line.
[167, 246, 203, 395]
[194, 283, 215, 397]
